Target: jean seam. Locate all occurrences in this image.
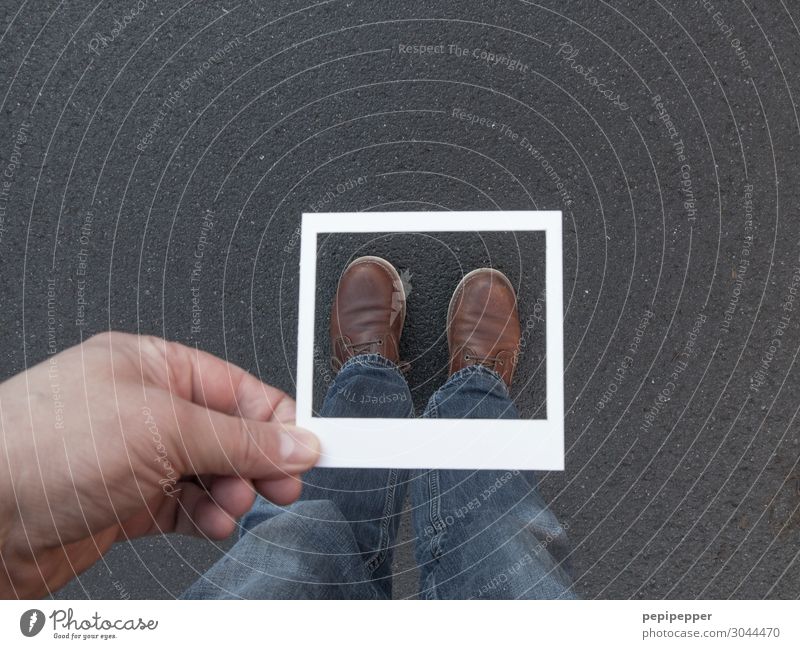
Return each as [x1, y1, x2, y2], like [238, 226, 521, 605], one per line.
[428, 470, 444, 559]
[422, 395, 445, 560]
[365, 468, 399, 575]
[417, 470, 442, 600]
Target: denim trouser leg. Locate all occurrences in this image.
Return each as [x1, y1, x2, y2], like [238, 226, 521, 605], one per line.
[410, 365, 575, 599]
[182, 354, 411, 599]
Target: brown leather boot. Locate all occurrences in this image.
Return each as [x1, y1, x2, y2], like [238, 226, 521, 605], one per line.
[330, 255, 407, 373]
[447, 268, 521, 387]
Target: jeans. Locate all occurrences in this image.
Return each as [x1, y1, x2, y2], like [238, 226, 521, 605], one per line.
[183, 354, 575, 599]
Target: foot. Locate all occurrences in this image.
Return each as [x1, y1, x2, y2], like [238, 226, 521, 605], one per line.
[330, 256, 406, 373]
[447, 268, 521, 387]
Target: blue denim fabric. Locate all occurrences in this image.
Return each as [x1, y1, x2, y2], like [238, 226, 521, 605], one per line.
[183, 354, 574, 599]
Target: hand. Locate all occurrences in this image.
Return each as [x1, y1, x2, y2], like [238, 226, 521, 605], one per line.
[0, 332, 319, 598]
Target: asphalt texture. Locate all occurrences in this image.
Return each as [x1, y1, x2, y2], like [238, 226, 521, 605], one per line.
[0, 0, 798, 599]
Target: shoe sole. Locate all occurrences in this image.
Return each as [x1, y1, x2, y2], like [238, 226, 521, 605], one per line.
[342, 255, 407, 334]
[447, 267, 517, 352]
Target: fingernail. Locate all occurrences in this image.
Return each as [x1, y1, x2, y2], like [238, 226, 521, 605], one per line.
[279, 426, 320, 465]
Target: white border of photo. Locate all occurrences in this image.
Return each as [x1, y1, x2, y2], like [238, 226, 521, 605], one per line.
[296, 211, 564, 470]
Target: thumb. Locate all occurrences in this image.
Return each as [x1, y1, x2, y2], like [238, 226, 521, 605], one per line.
[170, 398, 320, 479]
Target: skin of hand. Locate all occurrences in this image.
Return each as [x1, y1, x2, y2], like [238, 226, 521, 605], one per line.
[0, 332, 320, 598]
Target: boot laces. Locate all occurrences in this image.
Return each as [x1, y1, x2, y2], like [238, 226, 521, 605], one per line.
[332, 338, 411, 374]
[464, 353, 505, 370]
[344, 338, 383, 354]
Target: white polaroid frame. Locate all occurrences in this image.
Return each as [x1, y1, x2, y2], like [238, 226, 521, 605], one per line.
[296, 211, 563, 470]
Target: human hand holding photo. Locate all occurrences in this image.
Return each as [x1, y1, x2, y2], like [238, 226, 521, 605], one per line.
[0, 332, 319, 598]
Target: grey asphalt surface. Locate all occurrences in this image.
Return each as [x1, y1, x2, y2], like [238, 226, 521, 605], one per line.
[0, 0, 799, 599]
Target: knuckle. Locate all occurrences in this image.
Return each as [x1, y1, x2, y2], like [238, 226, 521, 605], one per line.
[141, 334, 169, 359]
[240, 420, 280, 473]
[87, 331, 117, 346]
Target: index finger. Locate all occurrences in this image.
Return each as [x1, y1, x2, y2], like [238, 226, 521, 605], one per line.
[140, 336, 296, 423]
